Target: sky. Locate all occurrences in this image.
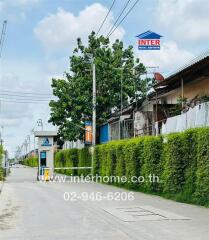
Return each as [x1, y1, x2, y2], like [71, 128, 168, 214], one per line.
[0, 0, 209, 157]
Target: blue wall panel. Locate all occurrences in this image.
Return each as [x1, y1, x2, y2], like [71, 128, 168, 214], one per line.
[99, 124, 109, 144]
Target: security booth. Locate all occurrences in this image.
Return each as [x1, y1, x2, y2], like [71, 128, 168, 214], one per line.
[34, 131, 57, 180]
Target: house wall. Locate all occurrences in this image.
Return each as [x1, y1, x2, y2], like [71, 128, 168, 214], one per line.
[161, 77, 209, 104]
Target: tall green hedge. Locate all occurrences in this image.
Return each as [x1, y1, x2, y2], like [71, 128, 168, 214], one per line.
[78, 147, 91, 176]
[91, 127, 209, 207]
[194, 128, 209, 205]
[141, 136, 163, 192]
[22, 126, 209, 207]
[22, 156, 38, 167]
[55, 148, 91, 176]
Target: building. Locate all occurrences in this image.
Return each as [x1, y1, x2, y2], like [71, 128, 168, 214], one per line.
[151, 52, 209, 134]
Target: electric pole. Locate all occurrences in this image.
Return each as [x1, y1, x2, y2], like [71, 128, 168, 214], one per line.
[91, 62, 96, 175]
[92, 63, 96, 147]
[27, 135, 30, 156]
[31, 128, 36, 156]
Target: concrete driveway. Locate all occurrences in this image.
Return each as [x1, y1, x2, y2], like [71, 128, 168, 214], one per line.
[0, 166, 209, 240]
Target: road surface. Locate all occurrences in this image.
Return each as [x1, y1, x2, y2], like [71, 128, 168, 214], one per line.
[0, 166, 209, 240]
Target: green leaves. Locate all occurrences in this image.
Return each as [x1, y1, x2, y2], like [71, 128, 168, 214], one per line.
[49, 32, 148, 141]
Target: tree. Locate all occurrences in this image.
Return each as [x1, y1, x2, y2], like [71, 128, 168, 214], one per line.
[49, 32, 148, 141]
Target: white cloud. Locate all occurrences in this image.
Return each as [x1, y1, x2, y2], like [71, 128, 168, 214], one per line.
[0, 0, 39, 8]
[156, 0, 209, 43]
[34, 3, 125, 52]
[0, 59, 53, 130]
[0, 2, 3, 11]
[138, 41, 194, 74]
[15, 0, 39, 5]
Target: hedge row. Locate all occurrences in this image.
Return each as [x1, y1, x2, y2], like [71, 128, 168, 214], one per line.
[92, 127, 209, 207]
[55, 147, 91, 176]
[22, 156, 38, 167]
[21, 127, 209, 206]
[0, 145, 4, 181]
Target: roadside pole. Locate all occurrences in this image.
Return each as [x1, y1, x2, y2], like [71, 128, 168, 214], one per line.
[91, 62, 96, 175]
[27, 135, 30, 156]
[31, 128, 36, 156]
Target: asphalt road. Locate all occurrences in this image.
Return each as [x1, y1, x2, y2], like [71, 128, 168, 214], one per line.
[1, 166, 209, 240]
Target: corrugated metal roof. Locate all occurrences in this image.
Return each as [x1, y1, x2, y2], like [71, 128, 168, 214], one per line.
[163, 49, 209, 82]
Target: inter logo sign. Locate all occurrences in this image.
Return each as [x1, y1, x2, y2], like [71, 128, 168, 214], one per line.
[136, 31, 163, 50]
[41, 138, 52, 147]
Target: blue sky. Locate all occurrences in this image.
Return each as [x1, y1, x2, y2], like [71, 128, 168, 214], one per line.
[0, 0, 208, 156]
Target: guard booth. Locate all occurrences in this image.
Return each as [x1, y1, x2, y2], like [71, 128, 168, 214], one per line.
[35, 131, 57, 180]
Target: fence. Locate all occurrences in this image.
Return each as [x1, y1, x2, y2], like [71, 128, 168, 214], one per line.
[109, 119, 134, 141]
[160, 101, 209, 135]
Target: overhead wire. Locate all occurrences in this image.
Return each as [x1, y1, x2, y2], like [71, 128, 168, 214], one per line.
[0, 89, 53, 96]
[108, 0, 140, 37]
[0, 93, 54, 100]
[0, 99, 49, 104]
[106, 0, 131, 37]
[96, 0, 117, 36]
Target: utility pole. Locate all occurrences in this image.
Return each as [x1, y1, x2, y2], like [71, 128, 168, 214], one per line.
[0, 21, 7, 146]
[25, 140, 28, 157]
[31, 128, 36, 156]
[92, 63, 96, 147]
[91, 62, 96, 175]
[27, 135, 30, 156]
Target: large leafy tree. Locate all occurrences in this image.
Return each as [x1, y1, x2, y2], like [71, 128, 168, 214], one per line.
[49, 32, 148, 141]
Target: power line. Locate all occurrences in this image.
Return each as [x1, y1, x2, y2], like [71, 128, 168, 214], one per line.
[0, 99, 49, 104]
[0, 92, 54, 100]
[0, 95, 54, 101]
[96, 0, 117, 36]
[0, 89, 53, 96]
[106, 0, 131, 37]
[108, 0, 140, 37]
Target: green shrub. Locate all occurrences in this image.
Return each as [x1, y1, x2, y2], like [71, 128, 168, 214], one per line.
[93, 146, 100, 175]
[22, 156, 38, 167]
[54, 126, 209, 207]
[78, 147, 91, 176]
[141, 136, 163, 192]
[163, 133, 188, 194]
[194, 127, 209, 206]
[115, 140, 127, 184]
[93, 145, 101, 176]
[0, 167, 4, 181]
[180, 129, 199, 202]
[100, 144, 109, 177]
[124, 138, 143, 189]
[55, 150, 65, 174]
[105, 142, 117, 178]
